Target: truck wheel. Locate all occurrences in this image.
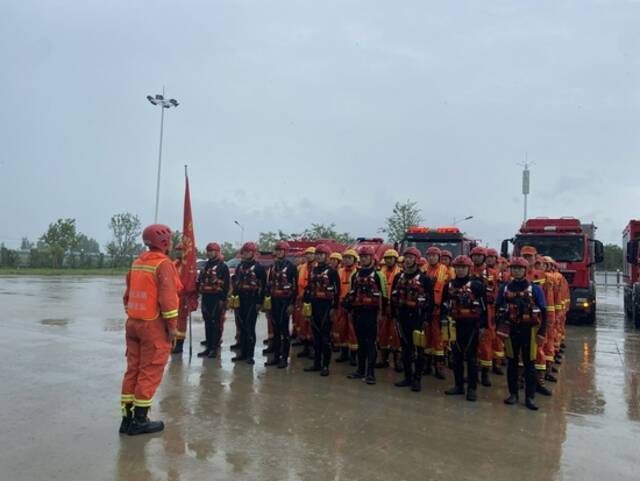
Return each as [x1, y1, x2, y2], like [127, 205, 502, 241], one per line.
[586, 309, 596, 325]
[634, 304, 640, 329]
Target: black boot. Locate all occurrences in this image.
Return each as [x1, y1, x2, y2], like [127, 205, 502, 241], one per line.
[481, 368, 492, 387]
[230, 342, 240, 350]
[197, 349, 211, 358]
[536, 380, 552, 396]
[492, 360, 504, 375]
[393, 352, 403, 373]
[375, 349, 390, 369]
[411, 376, 422, 392]
[171, 339, 184, 354]
[445, 385, 465, 395]
[304, 364, 322, 372]
[127, 406, 164, 435]
[278, 358, 288, 369]
[525, 397, 539, 411]
[264, 357, 280, 367]
[335, 347, 350, 363]
[466, 388, 477, 402]
[434, 361, 446, 380]
[119, 404, 133, 434]
[545, 373, 557, 383]
[504, 393, 518, 405]
[347, 370, 364, 379]
[395, 378, 412, 387]
[200, 340, 207, 346]
[297, 341, 311, 358]
[207, 347, 218, 358]
[231, 354, 247, 362]
[320, 366, 330, 377]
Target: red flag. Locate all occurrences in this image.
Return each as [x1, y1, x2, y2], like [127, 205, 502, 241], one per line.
[181, 169, 198, 309]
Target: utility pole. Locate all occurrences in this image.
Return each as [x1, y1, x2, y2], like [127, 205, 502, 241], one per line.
[521, 155, 531, 223]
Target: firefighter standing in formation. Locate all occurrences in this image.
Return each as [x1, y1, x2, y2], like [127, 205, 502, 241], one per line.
[120, 224, 181, 435]
[344, 245, 388, 384]
[303, 244, 341, 376]
[495, 256, 548, 410]
[172, 243, 197, 354]
[295, 247, 316, 359]
[423, 246, 450, 380]
[232, 242, 267, 365]
[390, 247, 434, 392]
[441, 255, 488, 402]
[196, 243, 230, 358]
[334, 249, 359, 365]
[265, 240, 298, 368]
[376, 249, 402, 372]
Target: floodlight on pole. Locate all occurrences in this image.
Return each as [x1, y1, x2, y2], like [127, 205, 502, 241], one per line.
[234, 220, 245, 246]
[147, 87, 179, 223]
[452, 215, 474, 226]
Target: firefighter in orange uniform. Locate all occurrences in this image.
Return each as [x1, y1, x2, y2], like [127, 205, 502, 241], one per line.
[440, 250, 456, 280]
[485, 248, 504, 373]
[541, 256, 559, 383]
[521, 245, 553, 397]
[172, 243, 198, 354]
[120, 224, 182, 435]
[469, 246, 498, 387]
[295, 247, 316, 359]
[376, 249, 402, 371]
[335, 249, 359, 365]
[424, 246, 449, 380]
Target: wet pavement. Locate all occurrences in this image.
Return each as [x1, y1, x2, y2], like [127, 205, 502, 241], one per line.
[1, 276, 639, 481]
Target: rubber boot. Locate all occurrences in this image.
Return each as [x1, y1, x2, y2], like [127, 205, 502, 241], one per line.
[264, 355, 280, 367]
[320, 367, 330, 377]
[393, 351, 403, 373]
[171, 339, 184, 354]
[262, 338, 274, 355]
[466, 388, 477, 402]
[297, 341, 310, 358]
[411, 376, 422, 392]
[375, 349, 390, 369]
[207, 347, 218, 358]
[434, 359, 446, 380]
[525, 397, 539, 411]
[481, 368, 492, 387]
[335, 347, 350, 363]
[127, 406, 164, 435]
[366, 367, 376, 385]
[445, 385, 465, 395]
[536, 373, 552, 396]
[197, 348, 211, 358]
[230, 342, 240, 350]
[200, 340, 207, 346]
[278, 358, 288, 369]
[492, 360, 504, 376]
[119, 403, 133, 434]
[395, 378, 412, 387]
[504, 393, 518, 405]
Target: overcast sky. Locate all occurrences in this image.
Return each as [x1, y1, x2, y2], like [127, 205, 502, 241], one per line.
[1, 0, 638, 250]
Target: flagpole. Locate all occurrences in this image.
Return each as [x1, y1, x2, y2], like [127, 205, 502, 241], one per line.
[185, 164, 193, 362]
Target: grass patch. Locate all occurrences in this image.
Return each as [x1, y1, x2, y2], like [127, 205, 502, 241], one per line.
[0, 268, 128, 276]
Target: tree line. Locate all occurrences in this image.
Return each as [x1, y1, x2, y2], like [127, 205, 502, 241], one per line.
[0, 201, 625, 270]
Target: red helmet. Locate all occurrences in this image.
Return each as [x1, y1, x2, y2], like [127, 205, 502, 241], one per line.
[509, 256, 529, 268]
[417, 257, 427, 266]
[452, 255, 473, 267]
[470, 246, 486, 257]
[440, 250, 453, 259]
[274, 240, 290, 251]
[426, 246, 441, 256]
[206, 242, 221, 252]
[403, 247, 421, 258]
[142, 224, 172, 251]
[520, 245, 537, 256]
[240, 242, 257, 253]
[357, 245, 376, 257]
[315, 243, 331, 255]
[175, 243, 185, 251]
[485, 248, 498, 258]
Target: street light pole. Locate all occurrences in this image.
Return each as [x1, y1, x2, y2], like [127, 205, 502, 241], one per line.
[147, 88, 179, 223]
[234, 220, 245, 246]
[452, 215, 473, 226]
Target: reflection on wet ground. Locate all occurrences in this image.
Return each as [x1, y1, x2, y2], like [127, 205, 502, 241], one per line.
[0, 276, 639, 481]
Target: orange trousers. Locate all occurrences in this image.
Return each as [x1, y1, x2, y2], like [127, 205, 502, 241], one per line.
[332, 307, 358, 350]
[478, 304, 496, 368]
[426, 308, 444, 357]
[293, 301, 312, 341]
[121, 317, 171, 408]
[377, 314, 400, 351]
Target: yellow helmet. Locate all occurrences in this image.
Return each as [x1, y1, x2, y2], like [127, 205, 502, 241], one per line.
[342, 248, 359, 259]
[304, 246, 316, 254]
[383, 249, 399, 259]
[398, 256, 405, 264]
[330, 252, 343, 262]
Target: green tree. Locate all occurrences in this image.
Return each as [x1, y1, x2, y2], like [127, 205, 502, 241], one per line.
[169, 230, 183, 259]
[20, 237, 33, 251]
[379, 200, 423, 243]
[220, 242, 237, 261]
[106, 213, 143, 267]
[76, 234, 101, 254]
[39, 218, 78, 268]
[258, 231, 279, 251]
[0, 244, 19, 268]
[601, 243, 623, 271]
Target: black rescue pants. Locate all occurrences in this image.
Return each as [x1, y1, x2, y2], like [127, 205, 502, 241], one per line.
[451, 321, 479, 390]
[507, 325, 536, 399]
[271, 298, 292, 361]
[202, 295, 224, 351]
[238, 294, 259, 359]
[310, 300, 333, 368]
[397, 313, 425, 382]
[352, 307, 379, 376]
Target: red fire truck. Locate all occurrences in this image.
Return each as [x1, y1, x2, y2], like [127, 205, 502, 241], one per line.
[623, 220, 640, 327]
[401, 226, 478, 257]
[501, 217, 604, 324]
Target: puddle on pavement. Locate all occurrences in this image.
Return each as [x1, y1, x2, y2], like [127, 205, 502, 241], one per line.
[40, 318, 71, 327]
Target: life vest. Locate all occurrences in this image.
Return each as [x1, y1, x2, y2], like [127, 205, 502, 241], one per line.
[448, 281, 482, 321]
[338, 266, 356, 301]
[270, 262, 294, 299]
[471, 266, 497, 304]
[352, 270, 381, 308]
[199, 261, 225, 294]
[236, 263, 260, 292]
[503, 284, 540, 326]
[309, 268, 335, 301]
[127, 252, 179, 321]
[392, 271, 427, 309]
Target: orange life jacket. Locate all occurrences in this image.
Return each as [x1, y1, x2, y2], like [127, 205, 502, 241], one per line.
[128, 251, 179, 321]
